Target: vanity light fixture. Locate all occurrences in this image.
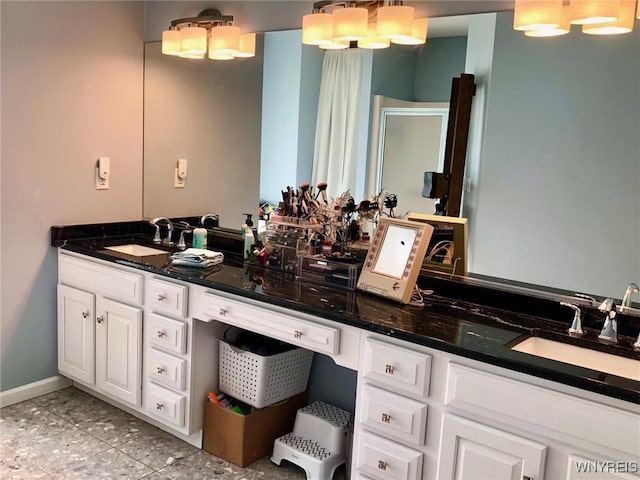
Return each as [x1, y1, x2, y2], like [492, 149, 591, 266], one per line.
[161, 9, 255, 60]
[515, 0, 638, 37]
[302, 1, 428, 50]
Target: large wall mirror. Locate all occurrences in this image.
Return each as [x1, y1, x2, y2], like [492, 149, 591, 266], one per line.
[143, 10, 639, 301]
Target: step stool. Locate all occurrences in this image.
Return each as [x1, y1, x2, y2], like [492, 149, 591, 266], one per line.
[271, 401, 352, 480]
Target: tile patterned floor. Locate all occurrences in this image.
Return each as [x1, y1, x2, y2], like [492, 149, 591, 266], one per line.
[0, 387, 347, 479]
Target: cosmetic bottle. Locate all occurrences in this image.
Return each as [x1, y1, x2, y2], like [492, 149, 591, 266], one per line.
[192, 227, 207, 249]
[242, 223, 253, 259]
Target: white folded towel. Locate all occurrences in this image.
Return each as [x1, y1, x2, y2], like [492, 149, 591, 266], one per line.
[170, 248, 224, 268]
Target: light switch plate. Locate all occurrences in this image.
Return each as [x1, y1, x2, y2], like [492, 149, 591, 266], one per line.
[174, 167, 185, 188]
[96, 157, 110, 190]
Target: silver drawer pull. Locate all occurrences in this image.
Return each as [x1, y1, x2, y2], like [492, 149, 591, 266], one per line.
[219, 308, 228, 317]
[156, 367, 165, 375]
[294, 330, 303, 339]
[381, 413, 391, 423]
[157, 294, 166, 302]
[82, 311, 89, 319]
[385, 364, 395, 374]
[155, 403, 163, 410]
[157, 330, 166, 338]
[96, 316, 104, 324]
[378, 460, 387, 471]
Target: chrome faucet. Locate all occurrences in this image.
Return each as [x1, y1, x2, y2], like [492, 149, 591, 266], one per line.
[621, 282, 639, 312]
[598, 298, 618, 343]
[201, 213, 219, 227]
[560, 302, 583, 336]
[175, 221, 191, 250]
[149, 217, 174, 245]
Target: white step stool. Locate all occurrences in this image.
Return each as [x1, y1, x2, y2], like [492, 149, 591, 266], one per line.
[271, 401, 352, 480]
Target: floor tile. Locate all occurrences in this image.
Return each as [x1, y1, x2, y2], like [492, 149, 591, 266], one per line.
[53, 447, 153, 479]
[157, 450, 309, 480]
[0, 443, 55, 479]
[113, 421, 199, 471]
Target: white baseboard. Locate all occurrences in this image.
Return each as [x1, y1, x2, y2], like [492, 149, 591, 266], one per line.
[0, 375, 72, 408]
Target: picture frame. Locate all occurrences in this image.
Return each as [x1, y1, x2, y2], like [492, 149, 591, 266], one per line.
[357, 217, 434, 304]
[406, 213, 468, 276]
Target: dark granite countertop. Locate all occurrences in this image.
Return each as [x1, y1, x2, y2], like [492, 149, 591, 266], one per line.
[51, 222, 640, 405]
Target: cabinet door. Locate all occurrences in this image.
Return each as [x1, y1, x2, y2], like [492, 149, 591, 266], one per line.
[57, 284, 95, 385]
[438, 415, 546, 480]
[96, 297, 142, 406]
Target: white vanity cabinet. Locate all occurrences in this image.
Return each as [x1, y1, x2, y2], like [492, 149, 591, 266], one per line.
[56, 251, 219, 447]
[58, 252, 143, 407]
[353, 333, 639, 480]
[353, 336, 431, 480]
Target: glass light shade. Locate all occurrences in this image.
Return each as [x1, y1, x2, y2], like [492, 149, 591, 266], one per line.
[162, 28, 181, 55]
[358, 24, 391, 49]
[319, 40, 350, 50]
[233, 33, 256, 58]
[513, 0, 563, 30]
[391, 17, 428, 45]
[208, 51, 234, 60]
[179, 52, 205, 59]
[209, 25, 240, 55]
[569, 0, 621, 24]
[583, 0, 636, 34]
[180, 25, 207, 55]
[302, 12, 333, 45]
[332, 6, 368, 41]
[376, 5, 415, 39]
[525, 5, 571, 36]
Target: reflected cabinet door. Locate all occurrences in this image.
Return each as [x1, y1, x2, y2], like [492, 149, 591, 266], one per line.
[438, 415, 546, 480]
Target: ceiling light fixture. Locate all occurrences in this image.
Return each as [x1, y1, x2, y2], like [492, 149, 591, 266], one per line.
[161, 9, 255, 60]
[302, 1, 428, 50]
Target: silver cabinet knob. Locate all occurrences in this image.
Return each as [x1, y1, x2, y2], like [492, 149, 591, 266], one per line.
[96, 316, 104, 324]
[155, 403, 163, 410]
[156, 367, 165, 375]
[157, 294, 166, 302]
[378, 460, 387, 471]
[157, 330, 166, 338]
[294, 330, 303, 339]
[385, 364, 395, 374]
[219, 308, 227, 317]
[82, 311, 89, 319]
[381, 413, 391, 423]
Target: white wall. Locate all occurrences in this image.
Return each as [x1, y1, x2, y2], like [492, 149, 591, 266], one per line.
[0, 1, 144, 391]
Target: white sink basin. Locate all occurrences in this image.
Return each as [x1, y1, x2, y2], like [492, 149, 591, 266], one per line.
[512, 337, 640, 381]
[104, 244, 168, 256]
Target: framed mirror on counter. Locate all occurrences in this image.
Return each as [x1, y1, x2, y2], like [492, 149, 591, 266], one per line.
[407, 213, 468, 277]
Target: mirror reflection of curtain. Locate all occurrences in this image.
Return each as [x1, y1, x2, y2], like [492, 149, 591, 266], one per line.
[311, 49, 363, 198]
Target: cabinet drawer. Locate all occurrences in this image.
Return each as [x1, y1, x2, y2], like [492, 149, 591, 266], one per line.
[361, 385, 428, 447]
[200, 291, 340, 356]
[356, 431, 423, 480]
[362, 338, 431, 397]
[145, 382, 186, 428]
[59, 254, 142, 306]
[147, 277, 188, 318]
[148, 348, 186, 391]
[147, 313, 187, 355]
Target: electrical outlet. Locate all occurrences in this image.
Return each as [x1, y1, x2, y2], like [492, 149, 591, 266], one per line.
[96, 157, 110, 190]
[174, 158, 187, 188]
[174, 167, 186, 188]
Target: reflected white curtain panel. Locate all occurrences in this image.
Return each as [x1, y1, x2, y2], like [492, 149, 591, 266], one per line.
[312, 48, 363, 198]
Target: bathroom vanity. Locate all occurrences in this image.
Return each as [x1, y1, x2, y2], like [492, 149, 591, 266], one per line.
[51, 222, 640, 480]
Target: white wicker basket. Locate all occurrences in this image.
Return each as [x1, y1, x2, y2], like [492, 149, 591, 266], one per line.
[218, 339, 314, 408]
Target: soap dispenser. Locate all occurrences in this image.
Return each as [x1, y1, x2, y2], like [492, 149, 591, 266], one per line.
[242, 213, 254, 259]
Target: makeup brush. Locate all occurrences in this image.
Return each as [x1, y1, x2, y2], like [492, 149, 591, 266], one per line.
[316, 182, 328, 204]
[299, 182, 312, 203]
